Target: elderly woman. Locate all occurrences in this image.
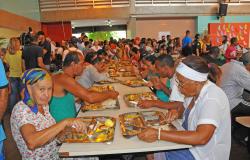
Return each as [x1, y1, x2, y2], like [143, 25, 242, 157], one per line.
[10, 68, 87, 159]
[138, 56, 231, 160]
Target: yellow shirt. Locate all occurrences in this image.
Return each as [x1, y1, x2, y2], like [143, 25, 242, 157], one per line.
[5, 51, 22, 77]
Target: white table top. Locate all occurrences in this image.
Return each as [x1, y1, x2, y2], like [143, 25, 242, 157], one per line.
[59, 79, 191, 157]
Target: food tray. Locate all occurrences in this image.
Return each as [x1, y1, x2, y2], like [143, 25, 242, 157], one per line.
[121, 72, 136, 77]
[119, 60, 132, 66]
[121, 79, 146, 87]
[96, 79, 118, 84]
[108, 64, 117, 69]
[89, 85, 114, 92]
[140, 111, 167, 126]
[119, 112, 146, 138]
[118, 65, 133, 72]
[119, 111, 173, 138]
[123, 92, 158, 108]
[81, 99, 120, 111]
[108, 71, 120, 77]
[58, 116, 116, 143]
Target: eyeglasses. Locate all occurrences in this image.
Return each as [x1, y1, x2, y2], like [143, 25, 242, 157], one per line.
[175, 78, 189, 88]
[175, 77, 207, 88]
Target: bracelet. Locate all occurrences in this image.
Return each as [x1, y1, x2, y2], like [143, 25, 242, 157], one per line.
[158, 127, 162, 140]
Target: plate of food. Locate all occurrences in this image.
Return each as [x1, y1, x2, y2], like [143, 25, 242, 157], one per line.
[109, 71, 120, 77]
[119, 112, 146, 138]
[121, 79, 146, 87]
[123, 92, 157, 108]
[96, 79, 118, 84]
[140, 111, 167, 126]
[119, 60, 132, 66]
[81, 99, 120, 111]
[108, 64, 117, 69]
[58, 116, 116, 143]
[121, 72, 136, 77]
[119, 111, 174, 138]
[89, 85, 114, 92]
[118, 68, 127, 72]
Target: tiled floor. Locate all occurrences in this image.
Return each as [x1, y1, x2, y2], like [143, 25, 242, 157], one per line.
[3, 113, 250, 160]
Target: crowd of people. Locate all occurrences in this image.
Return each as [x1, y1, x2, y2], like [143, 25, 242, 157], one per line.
[0, 29, 249, 159]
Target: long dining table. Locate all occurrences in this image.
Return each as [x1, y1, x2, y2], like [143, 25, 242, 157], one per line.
[58, 77, 191, 157]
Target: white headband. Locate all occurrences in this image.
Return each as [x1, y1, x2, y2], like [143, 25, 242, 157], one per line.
[176, 62, 208, 82]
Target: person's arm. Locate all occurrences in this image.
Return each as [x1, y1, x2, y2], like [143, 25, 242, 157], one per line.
[21, 119, 67, 150]
[37, 57, 46, 69]
[160, 84, 171, 96]
[42, 49, 47, 55]
[37, 48, 46, 69]
[42, 41, 51, 56]
[21, 59, 25, 72]
[161, 124, 215, 145]
[138, 124, 215, 145]
[0, 86, 8, 120]
[57, 75, 118, 103]
[138, 100, 182, 110]
[21, 52, 26, 71]
[20, 118, 86, 150]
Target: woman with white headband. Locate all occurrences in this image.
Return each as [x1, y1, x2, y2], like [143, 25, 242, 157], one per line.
[138, 56, 231, 160]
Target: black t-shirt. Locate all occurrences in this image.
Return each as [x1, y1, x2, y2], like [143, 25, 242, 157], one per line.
[39, 40, 51, 65]
[22, 44, 43, 70]
[192, 39, 201, 55]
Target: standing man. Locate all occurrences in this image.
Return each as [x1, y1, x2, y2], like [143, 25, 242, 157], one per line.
[22, 35, 46, 70]
[37, 31, 51, 70]
[182, 30, 192, 48]
[0, 59, 9, 159]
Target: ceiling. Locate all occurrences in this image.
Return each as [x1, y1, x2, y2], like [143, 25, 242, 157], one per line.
[71, 19, 128, 27]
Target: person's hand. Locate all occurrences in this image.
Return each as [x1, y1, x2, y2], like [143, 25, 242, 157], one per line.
[65, 118, 88, 133]
[140, 70, 149, 79]
[108, 91, 119, 99]
[145, 81, 153, 88]
[132, 65, 140, 75]
[166, 109, 179, 123]
[151, 77, 162, 90]
[153, 82, 163, 90]
[138, 100, 156, 109]
[137, 127, 158, 143]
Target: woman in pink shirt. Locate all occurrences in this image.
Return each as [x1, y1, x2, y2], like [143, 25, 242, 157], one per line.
[225, 37, 238, 63]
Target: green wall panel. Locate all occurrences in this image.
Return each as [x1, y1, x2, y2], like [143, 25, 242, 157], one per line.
[0, 0, 40, 21]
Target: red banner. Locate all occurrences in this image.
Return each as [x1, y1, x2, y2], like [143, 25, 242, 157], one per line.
[208, 23, 250, 48]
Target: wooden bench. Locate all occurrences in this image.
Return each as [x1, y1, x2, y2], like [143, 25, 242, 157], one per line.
[236, 116, 250, 153]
